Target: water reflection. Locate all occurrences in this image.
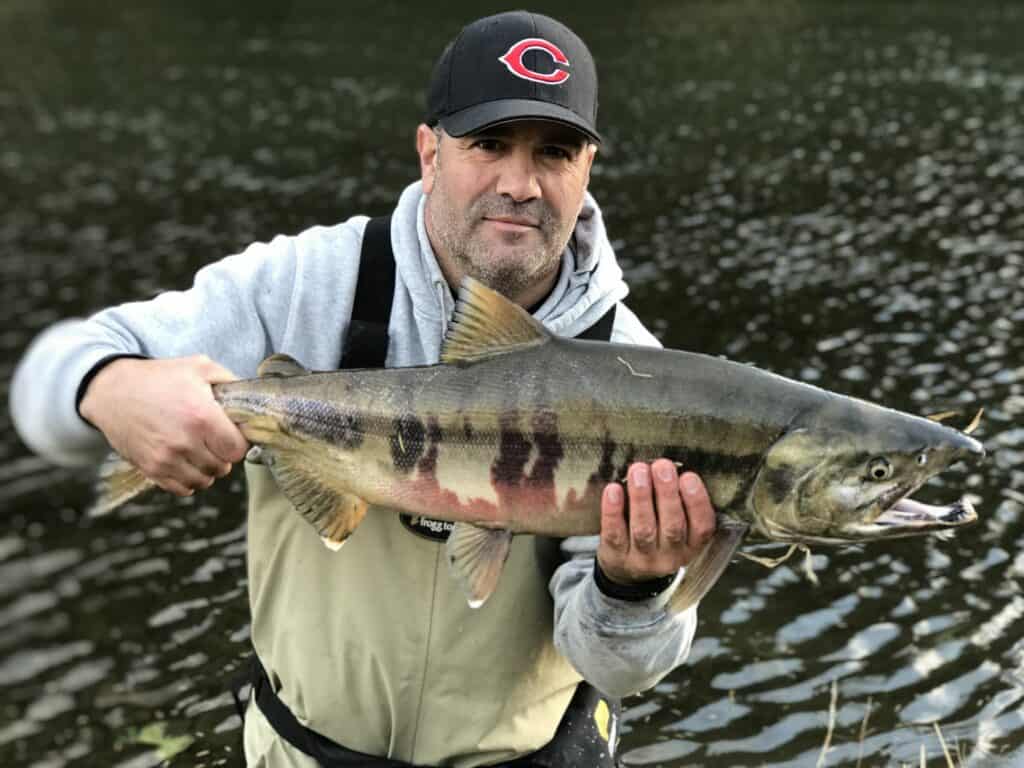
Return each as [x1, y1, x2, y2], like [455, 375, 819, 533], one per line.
[2, 0, 1024, 766]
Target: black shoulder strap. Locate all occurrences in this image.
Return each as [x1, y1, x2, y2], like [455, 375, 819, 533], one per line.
[574, 303, 617, 342]
[341, 215, 396, 369]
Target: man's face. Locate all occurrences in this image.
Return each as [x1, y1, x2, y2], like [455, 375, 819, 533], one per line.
[417, 119, 596, 305]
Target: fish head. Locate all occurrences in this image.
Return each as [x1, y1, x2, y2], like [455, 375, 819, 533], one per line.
[751, 403, 985, 544]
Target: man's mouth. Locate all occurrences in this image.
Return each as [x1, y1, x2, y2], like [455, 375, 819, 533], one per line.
[483, 216, 539, 232]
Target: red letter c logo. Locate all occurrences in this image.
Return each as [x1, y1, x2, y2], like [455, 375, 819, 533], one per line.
[498, 38, 571, 85]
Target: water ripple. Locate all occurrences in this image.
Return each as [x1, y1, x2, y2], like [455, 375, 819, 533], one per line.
[5, 1, 1024, 765]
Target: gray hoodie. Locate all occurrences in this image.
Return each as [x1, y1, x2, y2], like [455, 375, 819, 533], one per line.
[10, 180, 697, 702]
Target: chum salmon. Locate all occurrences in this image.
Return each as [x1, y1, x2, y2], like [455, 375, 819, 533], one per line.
[94, 277, 985, 610]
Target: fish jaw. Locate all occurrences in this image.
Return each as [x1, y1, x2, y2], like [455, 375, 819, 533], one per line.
[840, 496, 978, 539]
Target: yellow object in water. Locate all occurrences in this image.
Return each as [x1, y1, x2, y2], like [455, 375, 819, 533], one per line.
[593, 699, 610, 742]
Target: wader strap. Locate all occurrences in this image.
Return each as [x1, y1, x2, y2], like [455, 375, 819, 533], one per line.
[250, 656, 415, 767]
[249, 652, 618, 768]
[341, 215, 396, 369]
[575, 304, 617, 342]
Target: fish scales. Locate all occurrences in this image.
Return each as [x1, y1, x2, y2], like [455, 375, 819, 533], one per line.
[219, 339, 817, 538]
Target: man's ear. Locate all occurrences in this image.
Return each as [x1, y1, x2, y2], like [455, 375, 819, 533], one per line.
[575, 143, 598, 218]
[416, 124, 439, 194]
[582, 142, 597, 189]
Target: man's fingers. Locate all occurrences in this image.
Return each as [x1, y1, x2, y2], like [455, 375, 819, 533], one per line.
[679, 471, 716, 553]
[626, 463, 657, 552]
[652, 459, 686, 546]
[153, 460, 214, 496]
[181, 458, 218, 490]
[155, 477, 195, 497]
[599, 483, 628, 553]
[599, 465, 719, 585]
[597, 483, 631, 583]
[205, 412, 250, 464]
[192, 451, 231, 481]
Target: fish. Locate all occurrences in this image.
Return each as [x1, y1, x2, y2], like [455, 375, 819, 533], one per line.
[93, 277, 985, 611]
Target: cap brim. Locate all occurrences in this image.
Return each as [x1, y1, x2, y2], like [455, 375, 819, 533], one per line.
[439, 99, 601, 144]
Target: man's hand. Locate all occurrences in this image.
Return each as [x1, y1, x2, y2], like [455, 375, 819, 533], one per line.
[597, 459, 716, 586]
[80, 355, 250, 497]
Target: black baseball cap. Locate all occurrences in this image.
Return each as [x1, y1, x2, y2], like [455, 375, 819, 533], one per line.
[425, 11, 601, 143]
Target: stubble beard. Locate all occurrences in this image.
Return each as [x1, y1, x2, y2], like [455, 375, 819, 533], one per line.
[426, 183, 573, 300]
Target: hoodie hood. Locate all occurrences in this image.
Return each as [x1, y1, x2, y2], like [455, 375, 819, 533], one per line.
[386, 181, 628, 367]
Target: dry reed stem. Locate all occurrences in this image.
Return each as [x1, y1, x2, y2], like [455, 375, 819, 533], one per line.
[815, 679, 839, 768]
[820, 689, 963, 768]
[934, 723, 956, 768]
[855, 696, 873, 768]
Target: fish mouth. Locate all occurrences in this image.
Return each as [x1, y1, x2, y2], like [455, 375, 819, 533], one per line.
[872, 496, 977, 528]
[845, 495, 978, 538]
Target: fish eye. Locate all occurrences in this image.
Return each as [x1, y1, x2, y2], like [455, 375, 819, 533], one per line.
[868, 457, 893, 481]
[916, 451, 928, 466]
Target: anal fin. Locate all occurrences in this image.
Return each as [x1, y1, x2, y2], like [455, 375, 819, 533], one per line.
[668, 522, 748, 614]
[445, 523, 513, 608]
[264, 449, 368, 549]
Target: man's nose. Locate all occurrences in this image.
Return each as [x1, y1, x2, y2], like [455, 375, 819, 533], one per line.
[494, 149, 541, 202]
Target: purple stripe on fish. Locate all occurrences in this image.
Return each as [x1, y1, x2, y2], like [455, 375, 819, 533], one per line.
[526, 410, 563, 489]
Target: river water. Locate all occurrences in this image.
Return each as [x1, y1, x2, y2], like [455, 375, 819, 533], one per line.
[2, 1, 1023, 766]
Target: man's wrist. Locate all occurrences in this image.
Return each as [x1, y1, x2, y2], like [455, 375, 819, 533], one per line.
[76, 354, 148, 428]
[593, 560, 676, 602]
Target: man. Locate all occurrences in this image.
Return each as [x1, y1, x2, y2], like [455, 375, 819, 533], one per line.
[10, 11, 716, 768]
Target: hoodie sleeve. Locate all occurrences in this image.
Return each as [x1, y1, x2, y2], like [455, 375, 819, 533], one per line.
[9, 222, 364, 467]
[550, 537, 697, 698]
[549, 301, 699, 698]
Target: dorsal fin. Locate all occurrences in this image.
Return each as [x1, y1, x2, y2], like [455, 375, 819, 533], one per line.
[441, 277, 551, 364]
[258, 353, 310, 378]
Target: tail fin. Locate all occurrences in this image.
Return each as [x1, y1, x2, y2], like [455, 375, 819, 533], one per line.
[89, 454, 157, 516]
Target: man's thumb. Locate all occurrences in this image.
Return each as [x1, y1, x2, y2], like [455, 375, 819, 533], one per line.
[192, 355, 239, 385]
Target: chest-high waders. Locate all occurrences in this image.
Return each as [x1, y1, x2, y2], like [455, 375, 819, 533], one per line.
[232, 216, 622, 767]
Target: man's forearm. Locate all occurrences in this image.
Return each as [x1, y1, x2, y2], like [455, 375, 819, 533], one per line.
[10, 319, 134, 466]
[10, 232, 306, 467]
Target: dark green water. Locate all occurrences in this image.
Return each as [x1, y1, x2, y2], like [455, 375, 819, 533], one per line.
[2, 2, 1023, 765]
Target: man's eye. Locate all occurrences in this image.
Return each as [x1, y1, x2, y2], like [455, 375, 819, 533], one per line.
[472, 139, 502, 151]
[541, 146, 572, 160]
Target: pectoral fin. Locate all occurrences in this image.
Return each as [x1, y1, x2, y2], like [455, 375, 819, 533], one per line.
[263, 448, 368, 549]
[668, 522, 748, 614]
[446, 523, 513, 608]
